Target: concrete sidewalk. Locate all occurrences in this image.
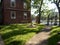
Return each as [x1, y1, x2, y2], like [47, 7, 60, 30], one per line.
[0, 36, 4, 45]
[26, 26, 51, 45]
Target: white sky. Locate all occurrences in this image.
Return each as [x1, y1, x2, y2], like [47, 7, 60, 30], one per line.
[48, 3, 58, 11]
[31, 0, 58, 16]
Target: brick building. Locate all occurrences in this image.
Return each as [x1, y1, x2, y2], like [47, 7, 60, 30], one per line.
[0, 0, 31, 24]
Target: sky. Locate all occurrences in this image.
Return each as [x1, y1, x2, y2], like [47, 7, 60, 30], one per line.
[31, 0, 58, 16]
[47, 3, 58, 11]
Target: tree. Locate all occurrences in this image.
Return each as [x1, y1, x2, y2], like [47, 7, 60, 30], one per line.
[24, 0, 31, 10]
[32, 0, 43, 24]
[38, 0, 43, 23]
[49, 0, 60, 26]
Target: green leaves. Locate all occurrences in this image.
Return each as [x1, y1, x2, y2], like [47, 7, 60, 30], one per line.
[32, 0, 42, 8]
[24, 0, 31, 10]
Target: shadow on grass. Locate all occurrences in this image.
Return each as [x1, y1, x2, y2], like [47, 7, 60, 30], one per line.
[50, 27, 60, 35]
[51, 26, 59, 30]
[50, 30, 58, 35]
[0, 24, 45, 45]
[2, 28, 38, 40]
[7, 41, 24, 45]
[0, 24, 25, 30]
[48, 34, 60, 45]
[1, 25, 44, 40]
[38, 26, 51, 33]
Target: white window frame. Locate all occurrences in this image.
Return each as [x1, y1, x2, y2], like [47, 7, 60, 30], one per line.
[57, 0, 59, 3]
[59, 2, 60, 7]
[24, 12, 27, 19]
[11, 11, 16, 19]
[10, 0, 16, 7]
[24, 2, 27, 9]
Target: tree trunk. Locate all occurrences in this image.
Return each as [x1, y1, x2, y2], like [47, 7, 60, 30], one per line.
[47, 15, 49, 25]
[38, 11, 41, 23]
[37, 0, 43, 24]
[54, 15, 57, 25]
[51, 17, 53, 26]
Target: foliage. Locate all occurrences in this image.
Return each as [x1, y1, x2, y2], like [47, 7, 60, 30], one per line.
[49, 0, 60, 26]
[32, 0, 44, 23]
[0, 24, 45, 45]
[24, 0, 31, 10]
[48, 26, 60, 45]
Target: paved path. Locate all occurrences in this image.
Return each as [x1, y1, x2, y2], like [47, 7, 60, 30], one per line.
[26, 26, 51, 45]
[0, 36, 4, 45]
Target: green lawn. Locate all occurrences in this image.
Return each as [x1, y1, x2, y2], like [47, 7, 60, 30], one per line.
[48, 26, 60, 45]
[0, 24, 45, 45]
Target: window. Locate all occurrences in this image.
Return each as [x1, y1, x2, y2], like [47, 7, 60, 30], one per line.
[10, 0, 16, 7]
[24, 2, 27, 9]
[24, 12, 27, 19]
[11, 11, 16, 19]
[59, 3, 60, 7]
[57, 0, 59, 3]
[56, 0, 59, 3]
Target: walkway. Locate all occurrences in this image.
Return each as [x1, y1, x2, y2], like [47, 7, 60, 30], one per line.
[26, 26, 51, 45]
[0, 36, 4, 45]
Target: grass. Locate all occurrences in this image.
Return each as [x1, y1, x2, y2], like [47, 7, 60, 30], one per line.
[48, 26, 60, 45]
[0, 24, 45, 45]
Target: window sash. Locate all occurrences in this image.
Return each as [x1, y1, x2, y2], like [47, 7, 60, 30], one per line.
[10, 0, 16, 7]
[11, 11, 16, 19]
[24, 2, 27, 9]
[57, 0, 59, 3]
[59, 3, 60, 7]
[24, 12, 27, 19]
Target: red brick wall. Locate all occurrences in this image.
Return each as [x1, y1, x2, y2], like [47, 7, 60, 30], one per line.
[3, 0, 31, 24]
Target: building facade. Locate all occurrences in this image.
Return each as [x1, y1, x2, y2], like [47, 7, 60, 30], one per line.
[0, 0, 31, 24]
